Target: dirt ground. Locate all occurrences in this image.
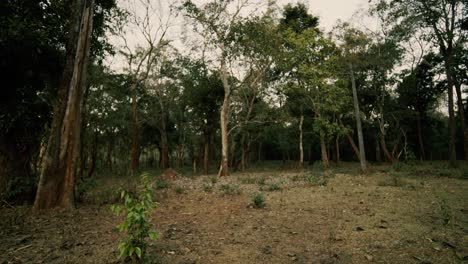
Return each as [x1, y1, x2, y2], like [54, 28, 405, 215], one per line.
[1, 163, 467, 264]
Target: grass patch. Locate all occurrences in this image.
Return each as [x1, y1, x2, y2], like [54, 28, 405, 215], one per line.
[262, 181, 283, 192]
[220, 184, 241, 195]
[203, 184, 213, 193]
[174, 186, 186, 194]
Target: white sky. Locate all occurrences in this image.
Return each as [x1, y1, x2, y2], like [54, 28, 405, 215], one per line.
[107, 0, 373, 71]
[277, 0, 371, 31]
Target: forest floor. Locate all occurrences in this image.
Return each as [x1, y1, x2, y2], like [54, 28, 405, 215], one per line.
[1, 162, 468, 264]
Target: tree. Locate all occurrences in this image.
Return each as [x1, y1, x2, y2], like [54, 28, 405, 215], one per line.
[34, 0, 95, 210]
[374, 0, 467, 165]
[182, 0, 266, 176]
[116, 0, 173, 172]
[334, 24, 371, 171]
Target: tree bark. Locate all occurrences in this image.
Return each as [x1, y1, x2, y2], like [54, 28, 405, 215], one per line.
[416, 112, 426, 160]
[349, 63, 367, 172]
[454, 79, 467, 160]
[320, 132, 329, 169]
[298, 114, 304, 172]
[130, 86, 139, 173]
[203, 130, 209, 175]
[376, 135, 382, 162]
[443, 55, 457, 167]
[87, 129, 98, 178]
[219, 45, 230, 176]
[34, 0, 94, 210]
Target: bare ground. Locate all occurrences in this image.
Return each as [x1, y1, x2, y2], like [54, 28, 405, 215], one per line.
[1, 163, 467, 264]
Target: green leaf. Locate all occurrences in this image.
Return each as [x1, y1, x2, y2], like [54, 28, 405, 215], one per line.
[149, 231, 158, 240]
[135, 247, 142, 258]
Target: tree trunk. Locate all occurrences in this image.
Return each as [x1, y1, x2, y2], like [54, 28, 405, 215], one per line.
[379, 130, 394, 163]
[349, 63, 367, 172]
[106, 137, 113, 171]
[241, 134, 246, 172]
[298, 114, 304, 172]
[335, 136, 340, 164]
[130, 86, 139, 173]
[160, 137, 169, 169]
[416, 112, 426, 160]
[443, 57, 457, 166]
[203, 130, 209, 175]
[0, 138, 29, 197]
[320, 132, 329, 169]
[219, 45, 230, 177]
[34, 0, 94, 210]
[87, 129, 98, 178]
[454, 79, 467, 160]
[376, 136, 382, 162]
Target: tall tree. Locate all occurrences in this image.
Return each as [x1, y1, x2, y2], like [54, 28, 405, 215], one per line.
[34, 0, 95, 210]
[374, 0, 467, 165]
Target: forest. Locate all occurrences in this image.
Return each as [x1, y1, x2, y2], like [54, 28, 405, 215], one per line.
[1, 0, 467, 263]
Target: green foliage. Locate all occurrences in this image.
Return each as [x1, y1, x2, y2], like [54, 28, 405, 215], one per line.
[110, 173, 158, 261]
[203, 184, 213, 193]
[252, 193, 266, 208]
[209, 176, 218, 184]
[263, 181, 283, 192]
[220, 184, 241, 195]
[306, 174, 318, 185]
[155, 179, 169, 190]
[77, 178, 98, 201]
[175, 186, 186, 194]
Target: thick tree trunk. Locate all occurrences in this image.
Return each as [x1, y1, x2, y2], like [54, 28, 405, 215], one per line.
[416, 112, 426, 160]
[34, 0, 94, 210]
[219, 45, 230, 177]
[349, 64, 367, 172]
[320, 132, 329, 169]
[298, 114, 304, 171]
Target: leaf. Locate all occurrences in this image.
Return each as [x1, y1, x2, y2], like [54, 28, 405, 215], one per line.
[135, 247, 142, 258]
[149, 231, 158, 240]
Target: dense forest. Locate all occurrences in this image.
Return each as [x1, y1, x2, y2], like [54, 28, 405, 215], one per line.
[1, 0, 467, 263]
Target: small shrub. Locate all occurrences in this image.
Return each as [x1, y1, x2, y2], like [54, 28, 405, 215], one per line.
[77, 178, 97, 201]
[263, 181, 283, 192]
[209, 176, 218, 184]
[377, 173, 405, 187]
[203, 184, 213, 193]
[307, 174, 318, 185]
[155, 179, 169, 189]
[252, 193, 266, 208]
[110, 173, 158, 262]
[257, 177, 267, 186]
[220, 184, 241, 195]
[291, 174, 305, 182]
[175, 186, 186, 194]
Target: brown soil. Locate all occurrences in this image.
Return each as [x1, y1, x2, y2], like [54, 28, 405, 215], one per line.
[1, 165, 467, 264]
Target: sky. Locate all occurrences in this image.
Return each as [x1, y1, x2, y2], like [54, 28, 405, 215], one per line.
[107, 0, 374, 71]
[277, 0, 371, 31]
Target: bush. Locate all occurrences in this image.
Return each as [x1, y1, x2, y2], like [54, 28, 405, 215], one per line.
[262, 181, 283, 192]
[252, 193, 266, 208]
[220, 184, 241, 195]
[175, 186, 186, 194]
[77, 178, 97, 201]
[203, 184, 213, 193]
[155, 179, 169, 189]
[209, 176, 218, 184]
[110, 173, 158, 262]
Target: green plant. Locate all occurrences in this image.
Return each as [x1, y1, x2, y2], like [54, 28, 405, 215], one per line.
[263, 181, 283, 192]
[203, 184, 213, 193]
[155, 179, 169, 189]
[209, 176, 218, 184]
[220, 184, 241, 195]
[252, 193, 266, 208]
[175, 186, 186, 194]
[77, 178, 97, 201]
[110, 173, 158, 262]
[306, 174, 317, 185]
